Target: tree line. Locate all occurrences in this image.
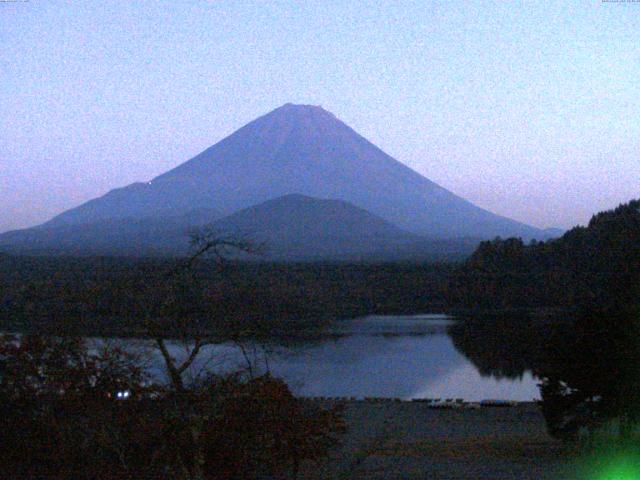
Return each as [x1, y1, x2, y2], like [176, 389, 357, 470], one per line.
[449, 199, 640, 311]
[0, 256, 453, 337]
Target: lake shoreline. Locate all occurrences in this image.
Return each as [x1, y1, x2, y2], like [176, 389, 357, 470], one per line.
[299, 400, 571, 479]
[5, 313, 542, 401]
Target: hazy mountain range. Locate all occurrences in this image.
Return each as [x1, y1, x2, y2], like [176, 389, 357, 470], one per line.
[0, 104, 560, 260]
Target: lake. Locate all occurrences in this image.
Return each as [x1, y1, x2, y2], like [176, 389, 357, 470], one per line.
[128, 314, 541, 401]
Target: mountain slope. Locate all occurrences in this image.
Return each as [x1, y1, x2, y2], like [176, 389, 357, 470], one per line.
[0, 195, 479, 259]
[39, 103, 546, 240]
[0, 208, 221, 256]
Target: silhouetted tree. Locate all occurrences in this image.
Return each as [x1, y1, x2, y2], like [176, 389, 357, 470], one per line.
[0, 334, 162, 479]
[538, 306, 640, 441]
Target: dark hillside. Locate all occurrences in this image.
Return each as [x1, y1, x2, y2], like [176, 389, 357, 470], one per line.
[0, 255, 453, 337]
[450, 199, 640, 310]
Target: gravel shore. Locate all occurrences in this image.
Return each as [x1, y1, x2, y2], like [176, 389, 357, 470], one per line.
[300, 401, 572, 479]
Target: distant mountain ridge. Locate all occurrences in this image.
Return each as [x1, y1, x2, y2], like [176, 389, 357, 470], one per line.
[39, 103, 546, 239]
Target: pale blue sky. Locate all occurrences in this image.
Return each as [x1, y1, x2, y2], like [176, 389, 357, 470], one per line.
[1, 0, 638, 232]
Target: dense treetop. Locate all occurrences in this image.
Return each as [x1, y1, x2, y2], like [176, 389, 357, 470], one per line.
[450, 199, 640, 310]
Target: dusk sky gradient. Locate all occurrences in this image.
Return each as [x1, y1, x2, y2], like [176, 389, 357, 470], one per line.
[1, 1, 638, 233]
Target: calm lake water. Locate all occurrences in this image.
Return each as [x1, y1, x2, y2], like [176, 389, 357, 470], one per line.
[125, 314, 540, 401]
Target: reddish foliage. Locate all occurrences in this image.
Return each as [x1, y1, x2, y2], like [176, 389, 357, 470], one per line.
[0, 335, 344, 479]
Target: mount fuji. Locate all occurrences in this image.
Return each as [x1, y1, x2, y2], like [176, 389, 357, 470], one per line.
[1, 103, 550, 258]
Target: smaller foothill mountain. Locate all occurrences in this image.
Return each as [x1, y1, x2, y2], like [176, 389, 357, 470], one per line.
[450, 199, 640, 310]
[208, 194, 479, 261]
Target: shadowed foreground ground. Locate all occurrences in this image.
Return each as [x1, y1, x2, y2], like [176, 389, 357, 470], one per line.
[300, 401, 573, 480]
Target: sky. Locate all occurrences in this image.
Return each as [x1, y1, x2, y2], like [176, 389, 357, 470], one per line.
[1, 0, 638, 233]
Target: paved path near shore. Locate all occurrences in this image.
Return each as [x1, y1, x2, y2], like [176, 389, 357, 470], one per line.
[301, 401, 573, 480]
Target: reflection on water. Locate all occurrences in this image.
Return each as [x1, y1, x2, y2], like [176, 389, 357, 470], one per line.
[122, 314, 541, 401]
[412, 364, 539, 401]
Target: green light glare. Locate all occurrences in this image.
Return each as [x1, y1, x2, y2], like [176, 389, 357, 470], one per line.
[596, 463, 639, 480]
[587, 452, 640, 480]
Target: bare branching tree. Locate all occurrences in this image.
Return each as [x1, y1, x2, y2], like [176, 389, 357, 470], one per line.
[147, 227, 265, 391]
[131, 228, 266, 479]
[186, 227, 266, 271]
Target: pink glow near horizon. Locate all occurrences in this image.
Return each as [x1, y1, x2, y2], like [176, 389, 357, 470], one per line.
[1, 1, 638, 232]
